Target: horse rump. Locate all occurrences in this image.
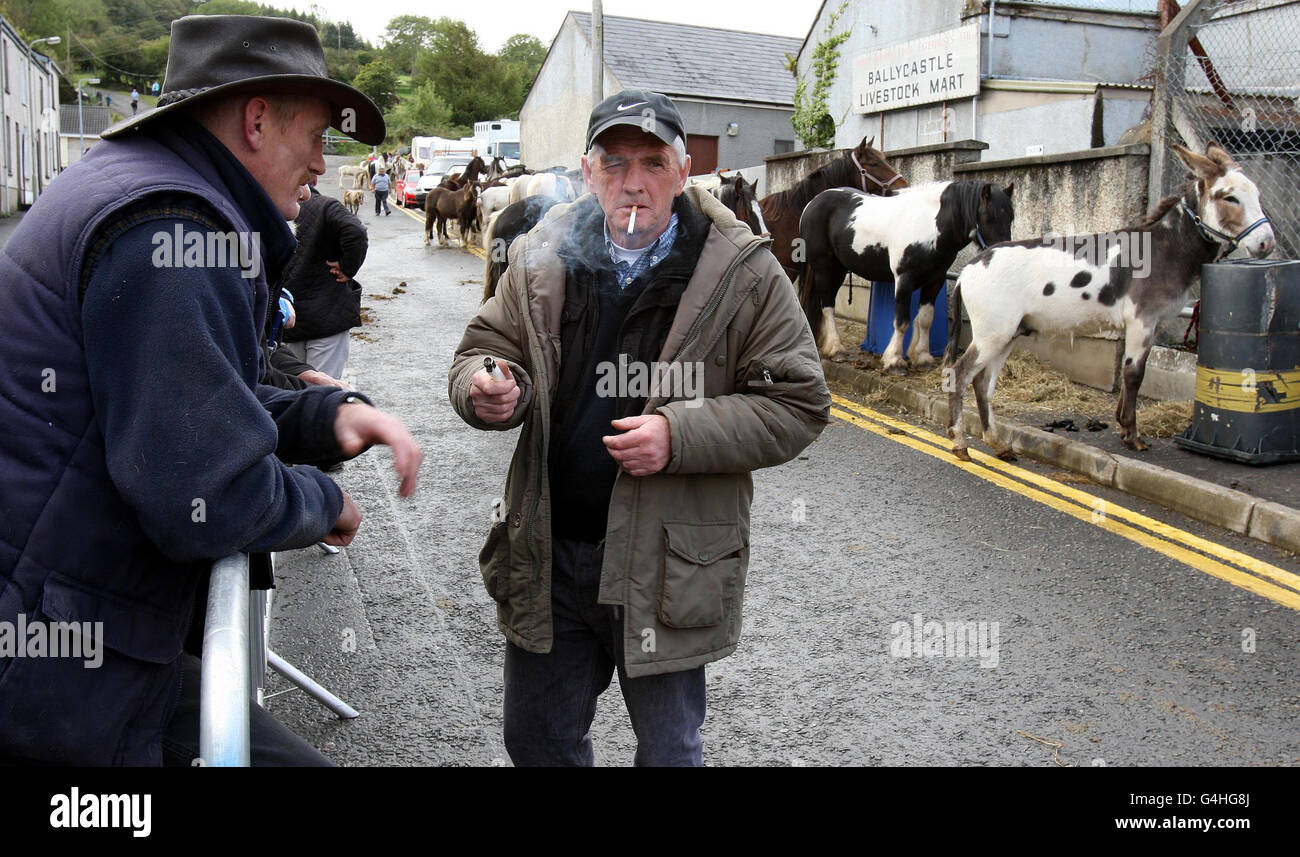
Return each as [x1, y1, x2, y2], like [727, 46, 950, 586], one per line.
[481, 195, 564, 302]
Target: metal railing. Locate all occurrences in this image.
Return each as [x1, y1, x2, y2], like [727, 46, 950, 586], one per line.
[200, 550, 359, 767]
[199, 553, 252, 767]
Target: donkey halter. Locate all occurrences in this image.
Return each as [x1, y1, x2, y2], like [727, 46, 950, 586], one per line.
[851, 150, 905, 195]
[1180, 199, 1271, 260]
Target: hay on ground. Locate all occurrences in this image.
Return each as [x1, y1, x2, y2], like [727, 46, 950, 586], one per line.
[830, 317, 1193, 437]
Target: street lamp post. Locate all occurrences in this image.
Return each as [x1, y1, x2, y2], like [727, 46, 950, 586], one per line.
[77, 78, 100, 161]
[25, 35, 61, 204]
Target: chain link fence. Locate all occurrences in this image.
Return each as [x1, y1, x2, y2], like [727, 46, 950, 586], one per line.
[1151, 0, 1300, 259]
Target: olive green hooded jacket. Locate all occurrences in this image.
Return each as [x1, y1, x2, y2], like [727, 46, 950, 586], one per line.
[448, 186, 829, 677]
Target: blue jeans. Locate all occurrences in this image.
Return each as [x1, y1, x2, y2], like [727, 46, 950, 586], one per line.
[503, 538, 706, 767]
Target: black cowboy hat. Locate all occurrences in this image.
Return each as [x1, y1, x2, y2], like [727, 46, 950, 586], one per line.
[101, 15, 385, 145]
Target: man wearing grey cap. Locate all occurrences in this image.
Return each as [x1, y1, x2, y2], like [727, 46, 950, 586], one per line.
[449, 89, 829, 765]
[0, 15, 421, 766]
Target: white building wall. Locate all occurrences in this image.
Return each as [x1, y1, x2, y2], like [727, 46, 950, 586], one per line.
[522, 13, 797, 173]
[0, 21, 61, 212]
[521, 15, 620, 171]
[798, 0, 1157, 158]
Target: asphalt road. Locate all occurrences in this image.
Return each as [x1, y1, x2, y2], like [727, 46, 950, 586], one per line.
[262, 157, 1299, 766]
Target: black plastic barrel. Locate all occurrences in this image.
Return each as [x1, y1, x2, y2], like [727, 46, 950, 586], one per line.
[1175, 259, 1300, 464]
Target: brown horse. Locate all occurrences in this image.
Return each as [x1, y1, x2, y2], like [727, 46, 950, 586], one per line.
[424, 183, 479, 247]
[759, 136, 906, 282]
[439, 156, 487, 191]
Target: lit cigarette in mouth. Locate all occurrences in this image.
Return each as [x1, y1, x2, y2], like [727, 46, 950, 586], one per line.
[627, 205, 637, 235]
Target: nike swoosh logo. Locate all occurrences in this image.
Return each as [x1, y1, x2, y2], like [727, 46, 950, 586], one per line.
[617, 101, 648, 111]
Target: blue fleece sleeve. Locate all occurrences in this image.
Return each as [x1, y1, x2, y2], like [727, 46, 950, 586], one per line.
[254, 383, 373, 465]
[82, 217, 345, 560]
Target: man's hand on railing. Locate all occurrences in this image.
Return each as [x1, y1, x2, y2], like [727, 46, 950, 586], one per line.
[333, 401, 423, 497]
[324, 492, 362, 546]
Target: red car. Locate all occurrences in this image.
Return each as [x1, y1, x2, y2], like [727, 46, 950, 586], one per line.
[394, 169, 423, 208]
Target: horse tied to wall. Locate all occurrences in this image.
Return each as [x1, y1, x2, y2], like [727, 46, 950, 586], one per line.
[945, 142, 1275, 460]
[760, 136, 907, 282]
[798, 181, 1015, 367]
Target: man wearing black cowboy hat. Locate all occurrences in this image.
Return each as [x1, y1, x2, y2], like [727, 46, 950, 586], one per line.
[0, 15, 420, 766]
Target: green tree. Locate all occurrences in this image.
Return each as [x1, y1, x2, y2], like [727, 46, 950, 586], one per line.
[387, 81, 459, 144]
[382, 14, 437, 78]
[413, 18, 513, 126]
[496, 33, 546, 110]
[785, 0, 852, 150]
[0, 0, 110, 42]
[352, 60, 398, 114]
[498, 33, 546, 69]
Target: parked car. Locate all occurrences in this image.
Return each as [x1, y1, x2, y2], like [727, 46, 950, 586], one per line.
[394, 169, 423, 208]
[412, 156, 469, 208]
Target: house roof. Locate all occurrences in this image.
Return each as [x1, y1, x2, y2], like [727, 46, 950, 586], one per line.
[60, 105, 113, 136]
[570, 12, 802, 107]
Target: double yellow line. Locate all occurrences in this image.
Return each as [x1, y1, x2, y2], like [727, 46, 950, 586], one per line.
[830, 393, 1300, 610]
[396, 202, 486, 259]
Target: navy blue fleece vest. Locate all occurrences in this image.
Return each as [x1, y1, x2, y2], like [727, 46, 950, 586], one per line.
[0, 131, 269, 764]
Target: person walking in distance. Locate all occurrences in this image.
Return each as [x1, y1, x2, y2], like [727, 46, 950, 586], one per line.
[371, 166, 391, 216]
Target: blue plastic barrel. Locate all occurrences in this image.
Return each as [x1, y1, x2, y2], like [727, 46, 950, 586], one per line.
[861, 280, 949, 358]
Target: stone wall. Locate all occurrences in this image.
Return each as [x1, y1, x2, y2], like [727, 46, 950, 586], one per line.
[952, 143, 1151, 240]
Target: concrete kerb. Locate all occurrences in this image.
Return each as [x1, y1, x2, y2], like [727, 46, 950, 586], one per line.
[820, 359, 1300, 555]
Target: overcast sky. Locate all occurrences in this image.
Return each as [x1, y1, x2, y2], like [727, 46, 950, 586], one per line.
[306, 0, 824, 53]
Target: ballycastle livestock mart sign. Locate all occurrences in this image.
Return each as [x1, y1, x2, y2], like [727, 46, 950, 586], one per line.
[852, 23, 980, 113]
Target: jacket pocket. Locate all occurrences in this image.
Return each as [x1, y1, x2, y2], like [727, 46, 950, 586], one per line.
[658, 521, 746, 629]
[40, 574, 188, 664]
[478, 521, 513, 603]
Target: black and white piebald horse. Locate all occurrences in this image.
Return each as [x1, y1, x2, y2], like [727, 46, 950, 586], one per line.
[945, 142, 1275, 459]
[798, 181, 1015, 368]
